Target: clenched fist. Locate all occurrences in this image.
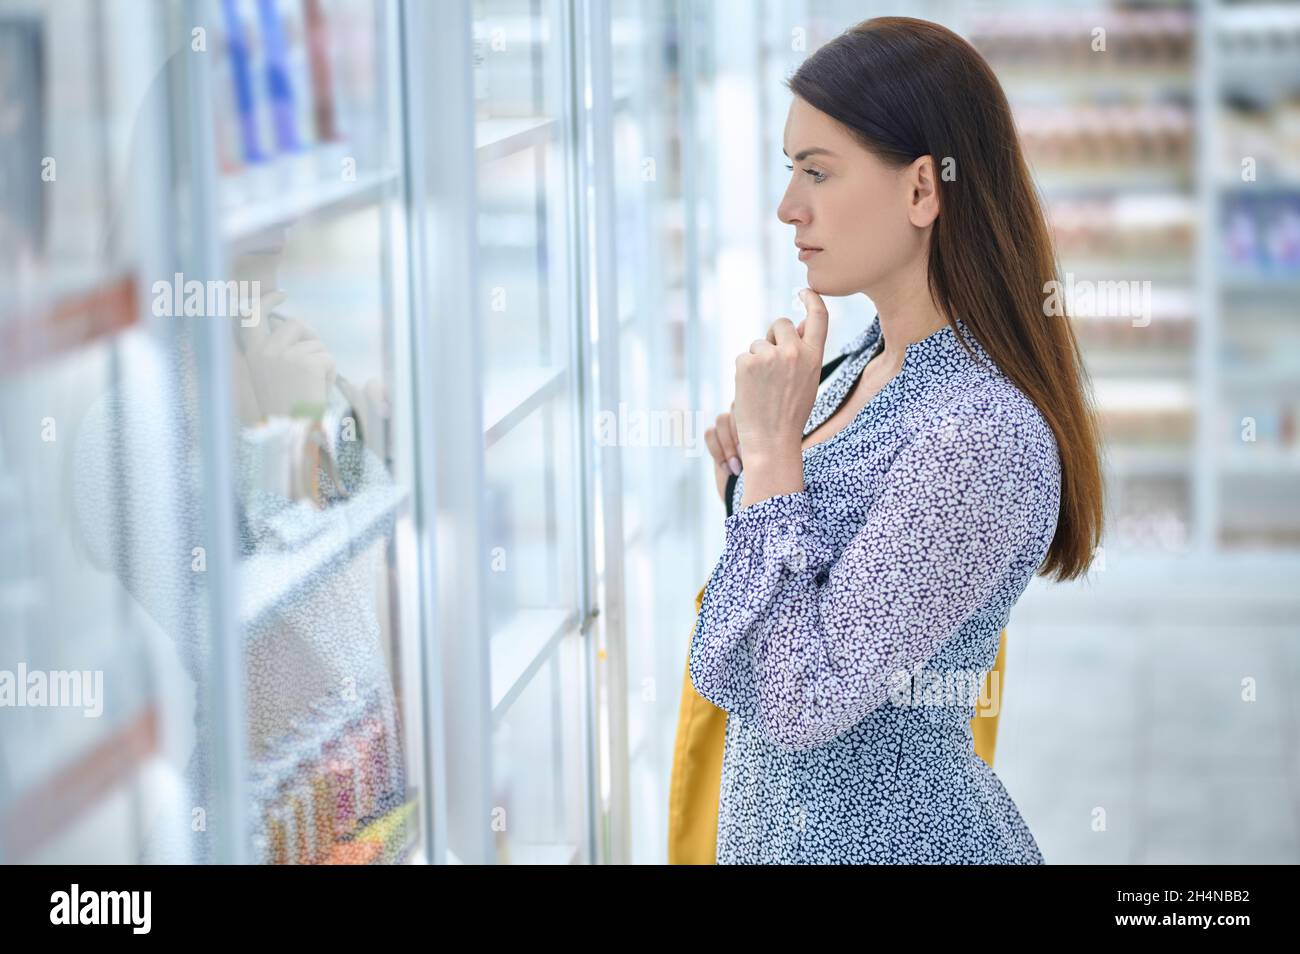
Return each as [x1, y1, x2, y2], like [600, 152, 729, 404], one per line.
[732, 288, 829, 466]
[703, 402, 743, 504]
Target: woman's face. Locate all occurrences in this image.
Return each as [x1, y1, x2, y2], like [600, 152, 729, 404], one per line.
[777, 96, 932, 298]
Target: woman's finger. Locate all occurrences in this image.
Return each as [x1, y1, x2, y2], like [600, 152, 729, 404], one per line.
[264, 314, 310, 354]
[748, 337, 773, 355]
[770, 316, 798, 345]
[703, 426, 725, 468]
[714, 413, 741, 475]
[705, 429, 730, 502]
[725, 412, 742, 467]
[798, 288, 829, 353]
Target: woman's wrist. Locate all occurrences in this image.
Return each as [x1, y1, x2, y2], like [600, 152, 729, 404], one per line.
[739, 446, 805, 507]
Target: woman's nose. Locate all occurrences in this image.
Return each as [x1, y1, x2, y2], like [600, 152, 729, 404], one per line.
[777, 191, 807, 227]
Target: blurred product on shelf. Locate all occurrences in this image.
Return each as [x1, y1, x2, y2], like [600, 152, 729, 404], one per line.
[1047, 194, 1195, 260]
[215, 0, 358, 207]
[305, 0, 341, 140]
[1219, 94, 1300, 185]
[967, 8, 1193, 69]
[1073, 314, 1193, 353]
[1096, 400, 1195, 444]
[1221, 194, 1300, 276]
[258, 0, 311, 154]
[222, 0, 274, 164]
[1016, 103, 1192, 170]
[243, 416, 326, 503]
[251, 685, 412, 864]
[470, 5, 543, 121]
[1218, 3, 1300, 65]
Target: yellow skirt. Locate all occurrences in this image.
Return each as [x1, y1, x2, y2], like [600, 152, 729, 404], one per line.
[668, 583, 1008, 864]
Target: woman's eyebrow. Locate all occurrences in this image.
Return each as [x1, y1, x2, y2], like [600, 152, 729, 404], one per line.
[782, 146, 838, 161]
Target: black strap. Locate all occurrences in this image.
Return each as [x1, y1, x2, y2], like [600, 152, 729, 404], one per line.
[723, 351, 851, 517]
[820, 351, 850, 383]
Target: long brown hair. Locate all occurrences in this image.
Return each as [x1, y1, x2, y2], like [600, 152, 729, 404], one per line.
[787, 16, 1103, 582]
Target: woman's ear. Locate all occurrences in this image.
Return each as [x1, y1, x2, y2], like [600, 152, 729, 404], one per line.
[905, 154, 940, 229]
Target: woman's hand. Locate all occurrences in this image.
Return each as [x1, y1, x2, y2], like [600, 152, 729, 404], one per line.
[703, 402, 743, 504]
[237, 298, 338, 421]
[735, 287, 828, 456]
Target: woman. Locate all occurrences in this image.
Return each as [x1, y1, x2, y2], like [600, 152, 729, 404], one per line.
[692, 17, 1103, 864]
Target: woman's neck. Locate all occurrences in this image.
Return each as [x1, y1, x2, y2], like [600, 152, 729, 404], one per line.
[866, 266, 949, 366]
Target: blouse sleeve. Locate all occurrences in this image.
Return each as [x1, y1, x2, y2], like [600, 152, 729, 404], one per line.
[688, 392, 1060, 752]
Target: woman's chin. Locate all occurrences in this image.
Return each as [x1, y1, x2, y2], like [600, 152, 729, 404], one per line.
[804, 274, 849, 298]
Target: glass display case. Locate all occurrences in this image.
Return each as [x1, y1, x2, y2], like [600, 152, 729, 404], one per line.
[0, 0, 436, 864]
[179, 0, 429, 864]
[467, 0, 594, 865]
[0, 0, 175, 863]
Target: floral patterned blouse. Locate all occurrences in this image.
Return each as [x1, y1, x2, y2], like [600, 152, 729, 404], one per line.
[689, 313, 1059, 864]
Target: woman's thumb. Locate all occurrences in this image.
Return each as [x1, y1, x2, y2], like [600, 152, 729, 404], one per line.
[798, 289, 829, 352]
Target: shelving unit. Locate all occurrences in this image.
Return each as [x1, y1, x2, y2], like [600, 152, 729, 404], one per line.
[490, 607, 577, 718]
[476, 115, 561, 162]
[405, 0, 604, 868]
[483, 366, 567, 446]
[1208, 0, 1300, 551]
[958, 1, 1300, 560]
[161, 0, 430, 865]
[966, 5, 1205, 556]
[240, 478, 410, 633]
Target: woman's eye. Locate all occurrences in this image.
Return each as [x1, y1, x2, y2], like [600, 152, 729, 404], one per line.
[784, 162, 825, 183]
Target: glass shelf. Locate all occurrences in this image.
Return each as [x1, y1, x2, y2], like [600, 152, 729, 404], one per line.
[221, 168, 400, 249]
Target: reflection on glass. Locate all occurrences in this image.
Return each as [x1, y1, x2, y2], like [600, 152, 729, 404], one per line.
[220, 205, 415, 864]
[201, 0, 425, 864]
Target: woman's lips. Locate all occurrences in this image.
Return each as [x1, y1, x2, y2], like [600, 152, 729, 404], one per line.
[798, 247, 822, 261]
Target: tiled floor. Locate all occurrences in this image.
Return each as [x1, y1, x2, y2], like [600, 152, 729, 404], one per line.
[994, 565, 1300, 864]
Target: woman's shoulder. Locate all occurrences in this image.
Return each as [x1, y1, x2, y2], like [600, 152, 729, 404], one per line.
[888, 370, 1062, 562]
[913, 367, 1061, 482]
